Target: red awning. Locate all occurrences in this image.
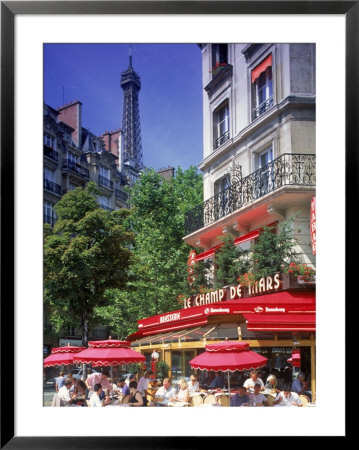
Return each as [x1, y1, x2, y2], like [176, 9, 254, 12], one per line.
[243, 313, 316, 332]
[251, 54, 272, 83]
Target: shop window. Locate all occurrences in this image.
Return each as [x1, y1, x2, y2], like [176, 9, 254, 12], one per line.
[251, 54, 273, 120]
[171, 350, 196, 383]
[213, 101, 230, 149]
[205, 323, 240, 340]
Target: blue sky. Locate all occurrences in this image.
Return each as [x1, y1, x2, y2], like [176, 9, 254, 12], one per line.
[44, 44, 203, 171]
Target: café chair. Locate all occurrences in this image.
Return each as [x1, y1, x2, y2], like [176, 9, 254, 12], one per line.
[192, 395, 204, 407]
[203, 394, 216, 405]
[265, 395, 275, 406]
[299, 395, 310, 406]
[121, 395, 130, 404]
[217, 395, 230, 407]
[86, 400, 91, 407]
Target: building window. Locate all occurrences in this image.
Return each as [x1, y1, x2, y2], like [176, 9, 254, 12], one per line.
[100, 166, 110, 180]
[213, 101, 230, 149]
[214, 174, 231, 220]
[44, 134, 54, 148]
[254, 147, 274, 198]
[251, 54, 273, 120]
[67, 151, 78, 164]
[44, 168, 54, 182]
[44, 201, 57, 226]
[98, 195, 112, 211]
[211, 44, 228, 77]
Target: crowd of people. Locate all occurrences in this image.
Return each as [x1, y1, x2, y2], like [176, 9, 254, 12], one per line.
[52, 368, 311, 407]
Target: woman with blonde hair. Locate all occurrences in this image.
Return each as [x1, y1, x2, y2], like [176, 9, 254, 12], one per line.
[171, 378, 189, 404]
[188, 375, 200, 394]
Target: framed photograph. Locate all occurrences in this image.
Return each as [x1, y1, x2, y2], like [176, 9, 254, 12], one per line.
[1, 1, 352, 447]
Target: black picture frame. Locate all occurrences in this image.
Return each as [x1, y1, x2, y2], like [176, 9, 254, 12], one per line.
[1, 1, 351, 448]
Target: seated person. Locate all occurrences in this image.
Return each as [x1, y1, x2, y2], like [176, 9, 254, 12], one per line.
[248, 383, 268, 406]
[154, 378, 177, 405]
[265, 374, 280, 394]
[291, 372, 311, 400]
[72, 379, 86, 406]
[128, 380, 144, 407]
[58, 379, 75, 406]
[273, 385, 303, 407]
[243, 370, 265, 393]
[188, 375, 200, 394]
[116, 378, 130, 396]
[210, 372, 224, 389]
[171, 379, 190, 403]
[88, 383, 112, 407]
[230, 386, 249, 407]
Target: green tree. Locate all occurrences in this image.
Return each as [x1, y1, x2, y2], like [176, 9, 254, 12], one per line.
[213, 235, 243, 288]
[96, 167, 203, 338]
[180, 257, 213, 299]
[252, 217, 300, 279]
[44, 182, 135, 346]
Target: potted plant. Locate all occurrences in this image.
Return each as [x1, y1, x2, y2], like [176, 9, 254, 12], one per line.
[155, 361, 170, 382]
[284, 262, 316, 283]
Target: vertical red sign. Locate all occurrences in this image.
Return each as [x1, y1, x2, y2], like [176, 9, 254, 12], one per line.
[310, 197, 316, 255]
[187, 250, 197, 286]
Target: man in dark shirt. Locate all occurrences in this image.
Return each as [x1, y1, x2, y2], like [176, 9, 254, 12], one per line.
[230, 386, 250, 407]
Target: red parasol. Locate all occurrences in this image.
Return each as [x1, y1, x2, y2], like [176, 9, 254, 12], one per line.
[73, 338, 145, 367]
[43, 345, 85, 367]
[189, 340, 268, 392]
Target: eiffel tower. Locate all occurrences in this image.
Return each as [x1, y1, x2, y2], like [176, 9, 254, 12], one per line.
[120, 47, 144, 170]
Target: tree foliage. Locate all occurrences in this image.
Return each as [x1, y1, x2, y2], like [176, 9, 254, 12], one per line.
[213, 234, 251, 288]
[252, 217, 300, 279]
[95, 167, 203, 338]
[44, 183, 135, 346]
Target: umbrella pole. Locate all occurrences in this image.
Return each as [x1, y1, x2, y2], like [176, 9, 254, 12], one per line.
[111, 366, 114, 400]
[227, 371, 230, 394]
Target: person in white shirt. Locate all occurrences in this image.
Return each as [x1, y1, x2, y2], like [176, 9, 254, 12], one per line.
[137, 370, 153, 406]
[243, 370, 265, 393]
[273, 385, 303, 407]
[171, 379, 190, 404]
[88, 383, 111, 407]
[154, 378, 177, 405]
[248, 383, 268, 406]
[57, 379, 74, 406]
[188, 375, 200, 394]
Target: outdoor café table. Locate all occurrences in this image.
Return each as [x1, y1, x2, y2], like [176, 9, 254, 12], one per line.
[105, 400, 129, 407]
[149, 399, 169, 407]
[168, 401, 190, 407]
[262, 389, 277, 398]
[198, 403, 221, 407]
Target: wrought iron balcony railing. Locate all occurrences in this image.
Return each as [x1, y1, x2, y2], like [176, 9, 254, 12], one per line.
[214, 130, 230, 149]
[44, 145, 58, 162]
[44, 178, 62, 196]
[99, 175, 113, 190]
[62, 159, 89, 179]
[184, 153, 316, 236]
[252, 96, 274, 120]
[115, 188, 129, 202]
